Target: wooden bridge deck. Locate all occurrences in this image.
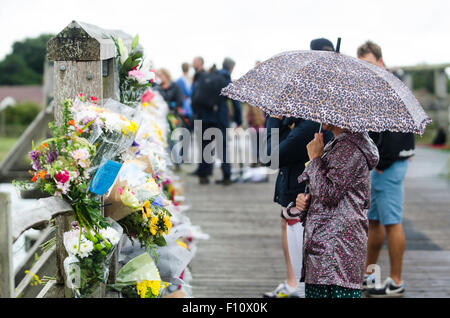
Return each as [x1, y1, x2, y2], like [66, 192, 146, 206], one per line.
[184, 147, 450, 298]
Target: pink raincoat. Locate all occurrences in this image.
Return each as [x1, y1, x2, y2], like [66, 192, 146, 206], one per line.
[297, 131, 379, 289]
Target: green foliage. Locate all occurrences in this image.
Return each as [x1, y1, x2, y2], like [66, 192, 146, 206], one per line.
[3, 101, 40, 125]
[0, 33, 54, 85]
[412, 70, 435, 93]
[0, 137, 18, 162]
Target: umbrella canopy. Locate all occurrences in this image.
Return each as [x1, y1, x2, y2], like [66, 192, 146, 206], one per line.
[221, 50, 431, 134]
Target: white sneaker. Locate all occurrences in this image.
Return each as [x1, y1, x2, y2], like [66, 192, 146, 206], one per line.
[263, 281, 302, 298]
[367, 277, 405, 298]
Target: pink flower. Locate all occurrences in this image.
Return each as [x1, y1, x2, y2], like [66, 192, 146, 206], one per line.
[128, 70, 146, 79]
[118, 187, 123, 195]
[56, 181, 70, 194]
[71, 149, 89, 161]
[55, 170, 70, 184]
[142, 90, 155, 103]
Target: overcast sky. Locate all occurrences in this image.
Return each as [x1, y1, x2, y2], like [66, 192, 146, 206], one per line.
[0, 0, 449, 79]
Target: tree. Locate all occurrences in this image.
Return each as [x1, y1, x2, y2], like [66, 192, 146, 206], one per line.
[0, 33, 54, 85]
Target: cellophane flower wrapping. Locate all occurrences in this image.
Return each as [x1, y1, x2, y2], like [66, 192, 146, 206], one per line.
[63, 218, 123, 298]
[110, 252, 167, 298]
[112, 35, 156, 107]
[70, 96, 141, 174]
[22, 98, 108, 229]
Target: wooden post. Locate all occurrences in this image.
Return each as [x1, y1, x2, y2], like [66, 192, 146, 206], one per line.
[47, 20, 132, 296]
[0, 192, 13, 298]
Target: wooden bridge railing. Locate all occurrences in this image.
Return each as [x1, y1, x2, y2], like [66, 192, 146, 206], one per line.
[0, 20, 137, 298]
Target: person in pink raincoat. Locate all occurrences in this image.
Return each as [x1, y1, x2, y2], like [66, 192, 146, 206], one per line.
[293, 123, 379, 298]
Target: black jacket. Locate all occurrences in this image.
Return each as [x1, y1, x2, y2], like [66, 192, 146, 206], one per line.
[155, 82, 183, 110]
[266, 117, 332, 207]
[191, 69, 242, 127]
[369, 131, 415, 171]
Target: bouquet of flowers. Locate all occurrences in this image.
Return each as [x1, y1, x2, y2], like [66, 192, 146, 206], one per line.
[70, 94, 140, 170]
[25, 99, 108, 229]
[64, 220, 123, 298]
[110, 253, 168, 298]
[112, 35, 156, 106]
[118, 177, 173, 251]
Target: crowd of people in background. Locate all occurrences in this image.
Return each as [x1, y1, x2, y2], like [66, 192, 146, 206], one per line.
[154, 38, 415, 298]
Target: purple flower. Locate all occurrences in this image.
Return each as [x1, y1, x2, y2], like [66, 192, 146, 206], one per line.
[131, 140, 140, 147]
[29, 150, 41, 171]
[152, 196, 164, 207]
[46, 143, 58, 164]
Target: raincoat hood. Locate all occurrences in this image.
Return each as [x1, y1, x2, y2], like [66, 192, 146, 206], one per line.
[343, 132, 379, 170]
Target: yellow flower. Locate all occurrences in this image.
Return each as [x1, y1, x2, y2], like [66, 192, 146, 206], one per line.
[149, 215, 159, 235]
[176, 239, 188, 249]
[136, 280, 150, 298]
[128, 121, 138, 134]
[163, 214, 172, 234]
[25, 270, 42, 286]
[140, 201, 151, 219]
[136, 280, 164, 298]
[149, 280, 162, 296]
[121, 121, 138, 136]
[151, 215, 158, 225]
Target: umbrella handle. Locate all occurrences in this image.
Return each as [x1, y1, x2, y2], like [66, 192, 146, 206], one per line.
[336, 38, 341, 53]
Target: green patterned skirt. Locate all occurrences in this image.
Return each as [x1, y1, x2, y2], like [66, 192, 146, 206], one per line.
[305, 284, 362, 298]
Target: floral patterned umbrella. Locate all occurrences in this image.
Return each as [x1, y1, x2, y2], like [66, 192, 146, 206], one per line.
[221, 50, 431, 134]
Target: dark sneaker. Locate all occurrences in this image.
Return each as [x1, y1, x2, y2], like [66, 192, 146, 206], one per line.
[199, 177, 210, 185]
[367, 277, 405, 298]
[362, 273, 376, 292]
[215, 178, 232, 186]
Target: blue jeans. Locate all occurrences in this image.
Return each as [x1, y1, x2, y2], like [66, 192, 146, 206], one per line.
[368, 160, 409, 225]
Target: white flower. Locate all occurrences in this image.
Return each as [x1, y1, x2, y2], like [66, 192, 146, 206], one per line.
[99, 227, 120, 245]
[64, 235, 93, 258]
[71, 148, 89, 161]
[143, 178, 160, 196]
[56, 181, 70, 194]
[77, 239, 94, 258]
[102, 112, 124, 133]
[120, 46, 129, 64]
[117, 38, 129, 64]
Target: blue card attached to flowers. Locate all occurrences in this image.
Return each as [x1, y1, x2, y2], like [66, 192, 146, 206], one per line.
[89, 159, 122, 196]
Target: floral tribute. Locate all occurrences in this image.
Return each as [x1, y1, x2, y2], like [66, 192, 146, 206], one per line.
[26, 99, 107, 229]
[64, 221, 122, 298]
[112, 35, 156, 106]
[118, 177, 172, 251]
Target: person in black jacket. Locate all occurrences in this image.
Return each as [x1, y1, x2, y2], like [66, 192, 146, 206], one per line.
[193, 57, 242, 185]
[155, 68, 184, 169]
[357, 41, 414, 298]
[263, 38, 334, 298]
[155, 68, 184, 110]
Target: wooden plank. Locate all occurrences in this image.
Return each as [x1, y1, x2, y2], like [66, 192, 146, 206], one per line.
[53, 60, 102, 124]
[183, 161, 450, 298]
[0, 192, 13, 298]
[14, 246, 55, 297]
[13, 227, 53, 276]
[54, 212, 74, 287]
[12, 197, 72, 242]
[36, 280, 56, 298]
[47, 21, 132, 61]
